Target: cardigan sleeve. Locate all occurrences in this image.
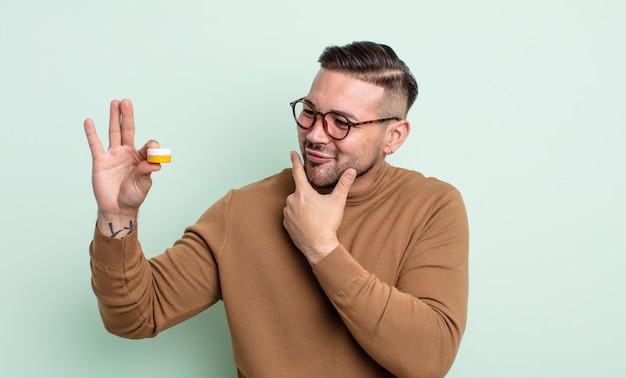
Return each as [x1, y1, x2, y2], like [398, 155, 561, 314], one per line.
[89, 192, 232, 339]
[313, 188, 469, 378]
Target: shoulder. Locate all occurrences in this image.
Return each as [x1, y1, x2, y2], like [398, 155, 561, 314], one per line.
[388, 165, 460, 197]
[234, 169, 294, 197]
[382, 166, 466, 219]
[198, 169, 294, 226]
[221, 169, 295, 214]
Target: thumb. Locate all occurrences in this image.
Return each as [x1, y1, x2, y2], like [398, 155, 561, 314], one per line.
[332, 168, 357, 199]
[135, 160, 161, 191]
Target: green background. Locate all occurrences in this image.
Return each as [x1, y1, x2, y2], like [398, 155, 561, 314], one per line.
[1, 0, 624, 376]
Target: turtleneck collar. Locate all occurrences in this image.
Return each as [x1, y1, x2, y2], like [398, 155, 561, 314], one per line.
[346, 162, 394, 206]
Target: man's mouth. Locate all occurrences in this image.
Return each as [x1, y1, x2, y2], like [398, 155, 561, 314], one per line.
[305, 148, 335, 164]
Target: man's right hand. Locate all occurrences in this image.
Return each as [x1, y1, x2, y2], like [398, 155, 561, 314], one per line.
[84, 99, 162, 238]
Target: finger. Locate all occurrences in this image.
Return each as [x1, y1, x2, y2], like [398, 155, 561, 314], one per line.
[84, 118, 105, 160]
[136, 159, 162, 175]
[138, 139, 161, 161]
[290, 151, 310, 190]
[331, 168, 356, 200]
[119, 99, 136, 147]
[108, 99, 121, 149]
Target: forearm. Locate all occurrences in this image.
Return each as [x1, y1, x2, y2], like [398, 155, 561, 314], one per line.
[314, 246, 467, 377]
[90, 202, 226, 339]
[90, 227, 160, 338]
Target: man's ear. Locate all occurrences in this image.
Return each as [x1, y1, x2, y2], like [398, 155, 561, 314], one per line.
[383, 119, 410, 155]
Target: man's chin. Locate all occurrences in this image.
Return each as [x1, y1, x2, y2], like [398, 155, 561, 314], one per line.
[304, 165, 340, 190]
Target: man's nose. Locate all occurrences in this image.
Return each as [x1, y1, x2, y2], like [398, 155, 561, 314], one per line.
[306, 116, 331, 144]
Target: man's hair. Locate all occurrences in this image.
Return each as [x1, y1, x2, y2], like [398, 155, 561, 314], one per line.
[318, 41, 418, 117]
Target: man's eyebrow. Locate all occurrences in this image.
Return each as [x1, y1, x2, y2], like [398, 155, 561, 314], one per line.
[302, 97, 357, 121]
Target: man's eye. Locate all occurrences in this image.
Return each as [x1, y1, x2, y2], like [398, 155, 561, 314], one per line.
[302, 109, 315, 117]
[331, 116, 350, 129]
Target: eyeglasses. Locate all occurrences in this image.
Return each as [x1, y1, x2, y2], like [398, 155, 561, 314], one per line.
[290, 98, 400, 140]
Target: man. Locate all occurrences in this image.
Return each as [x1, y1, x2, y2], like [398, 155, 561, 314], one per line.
[84, 41, 468, 377]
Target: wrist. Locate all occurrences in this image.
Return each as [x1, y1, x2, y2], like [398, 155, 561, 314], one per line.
[306, 240, 340, 267]
[97, 211, 138, 239]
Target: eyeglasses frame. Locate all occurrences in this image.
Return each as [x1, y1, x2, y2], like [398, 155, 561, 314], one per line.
[289, 97, 400, 140]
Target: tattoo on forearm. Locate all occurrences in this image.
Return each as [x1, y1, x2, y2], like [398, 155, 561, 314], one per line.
[108, 220, 136, 238]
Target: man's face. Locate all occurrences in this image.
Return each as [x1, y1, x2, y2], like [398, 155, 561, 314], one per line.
[297, 69, 391, 192]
